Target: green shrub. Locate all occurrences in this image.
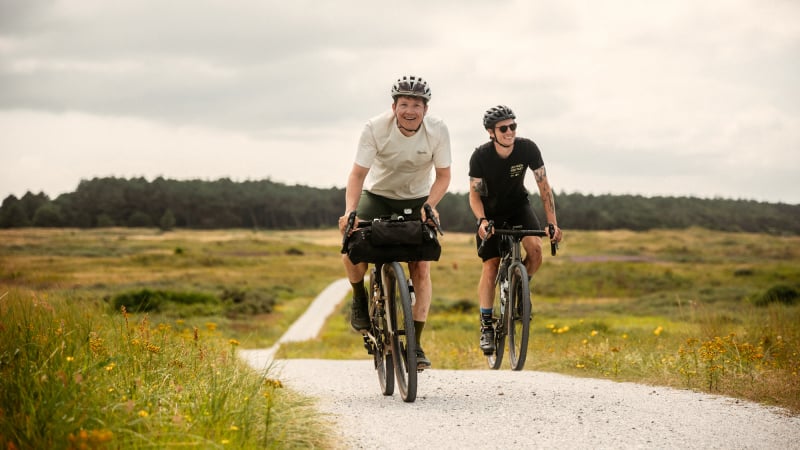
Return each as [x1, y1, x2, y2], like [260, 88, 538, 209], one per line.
[112, 289, 218, 312]
[221, 287, 277, 317]
[753, 284, 799, 306]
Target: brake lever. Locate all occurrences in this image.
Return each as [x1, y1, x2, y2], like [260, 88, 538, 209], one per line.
[341, 210, 357, 253]
[478, 220, 494, 253]
[548, 223, 558, 256]
[423, 203, 443, 236]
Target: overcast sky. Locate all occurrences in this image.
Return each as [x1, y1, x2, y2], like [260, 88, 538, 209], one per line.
[1, 0, 798, 204]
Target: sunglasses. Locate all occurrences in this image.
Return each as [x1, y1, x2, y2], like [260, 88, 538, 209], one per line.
[496, 123, 517, 133]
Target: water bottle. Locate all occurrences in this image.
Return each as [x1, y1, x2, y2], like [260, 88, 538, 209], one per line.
[407, 279, 416, 306]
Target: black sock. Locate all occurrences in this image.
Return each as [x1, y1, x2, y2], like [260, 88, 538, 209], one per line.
[351, 281, 366, 301]
[414, 321, 425, 347]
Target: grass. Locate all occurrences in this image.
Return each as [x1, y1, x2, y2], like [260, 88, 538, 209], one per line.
[0, 288, 335, 449]
[1, 226, 798, 449]
[1, 228, 344, 449]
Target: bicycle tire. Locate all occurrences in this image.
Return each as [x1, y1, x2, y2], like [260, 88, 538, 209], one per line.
[486, 278, 506, 370]
[506, 263, 531, 371]
[383, 262, 417, 402]
[370, 268, 394, 396]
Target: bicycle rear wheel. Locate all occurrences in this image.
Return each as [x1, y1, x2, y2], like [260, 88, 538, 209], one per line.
[383, 262, 417, 402]
[487, 279, 506, 370]
[506, 263, 531, 371]
[370, 268, 394, 396]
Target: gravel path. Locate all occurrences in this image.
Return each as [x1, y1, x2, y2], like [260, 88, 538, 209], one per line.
[240, 278, 800, 449]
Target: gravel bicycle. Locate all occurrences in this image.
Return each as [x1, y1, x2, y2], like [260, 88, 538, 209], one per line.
[479, 221, 557, 371]
[341, 205, 442, 402]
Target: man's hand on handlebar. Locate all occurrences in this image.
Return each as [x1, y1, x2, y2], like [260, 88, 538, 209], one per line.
[478, 219, 493, 241]
[547, 223, 563, 243]
[338, 211, 358, 236]
[339, 210, 358, 254]
[422, 203, 443, 236]
[477, 220, 494, 252]
[547, 223, 561, 256]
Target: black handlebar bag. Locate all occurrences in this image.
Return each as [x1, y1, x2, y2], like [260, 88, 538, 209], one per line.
[346, 221, 441, 264]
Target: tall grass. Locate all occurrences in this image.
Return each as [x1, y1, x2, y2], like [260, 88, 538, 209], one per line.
[0, 288, 334, 449]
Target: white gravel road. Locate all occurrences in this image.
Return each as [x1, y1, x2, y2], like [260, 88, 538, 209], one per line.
[240, 278, 800, 449]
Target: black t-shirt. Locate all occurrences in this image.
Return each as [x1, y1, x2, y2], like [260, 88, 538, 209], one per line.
[468, 137, 544, 216]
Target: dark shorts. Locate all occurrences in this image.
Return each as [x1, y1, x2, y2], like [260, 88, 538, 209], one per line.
[476, 203, 541, 261]
[358, 191, 428, 221]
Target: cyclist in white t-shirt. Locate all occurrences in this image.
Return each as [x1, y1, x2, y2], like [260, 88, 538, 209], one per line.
[338, 75, 452, 370]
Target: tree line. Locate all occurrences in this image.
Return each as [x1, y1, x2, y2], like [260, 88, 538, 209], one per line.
[2, 176, 798, 234]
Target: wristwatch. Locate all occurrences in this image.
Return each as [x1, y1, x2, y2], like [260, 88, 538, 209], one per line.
[476, 217, 487, 227]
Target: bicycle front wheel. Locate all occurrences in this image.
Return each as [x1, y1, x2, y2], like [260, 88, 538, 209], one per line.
[383, 262, 417, 402]
[370, 268, 394, 396]
[506, 263, 531, 371]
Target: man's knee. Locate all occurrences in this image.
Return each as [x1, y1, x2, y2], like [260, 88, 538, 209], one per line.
[408, 261, 431, 277]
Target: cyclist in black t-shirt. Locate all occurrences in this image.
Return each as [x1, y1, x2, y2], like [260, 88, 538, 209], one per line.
[468, 105, 563, 354]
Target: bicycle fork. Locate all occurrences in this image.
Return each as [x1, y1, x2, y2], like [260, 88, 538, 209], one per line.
[495, 256, 511, 333]
[362, 268, 385, 355]
[361, 269, 389, 355]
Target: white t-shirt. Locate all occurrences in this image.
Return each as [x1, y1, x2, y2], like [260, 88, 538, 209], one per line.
[354, 109, 452, 200]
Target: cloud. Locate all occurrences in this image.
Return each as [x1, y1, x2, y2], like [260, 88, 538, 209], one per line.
[1, 0, 799, 203]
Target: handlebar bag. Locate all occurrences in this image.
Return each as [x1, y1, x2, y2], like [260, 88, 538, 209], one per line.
[346, 221, 440, 264]
[370, 220, 425, 246]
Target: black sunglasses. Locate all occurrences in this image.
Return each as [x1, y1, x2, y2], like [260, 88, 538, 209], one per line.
[496, 123, 517, 133]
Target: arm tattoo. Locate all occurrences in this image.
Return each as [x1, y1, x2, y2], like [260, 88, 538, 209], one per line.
[534, 167, 556, 219]
[471, 177, 488, 196]
[543, 185, 556, 217]
[533, 166, 547, 183]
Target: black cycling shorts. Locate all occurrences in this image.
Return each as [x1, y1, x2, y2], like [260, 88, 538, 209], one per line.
[476, 203, 541, 261]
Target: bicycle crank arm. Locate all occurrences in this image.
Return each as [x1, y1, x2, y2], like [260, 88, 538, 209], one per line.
[361, 329, 380, 348]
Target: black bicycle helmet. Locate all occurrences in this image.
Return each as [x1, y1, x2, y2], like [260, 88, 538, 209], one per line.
[483, 105, 516, 129]
[391, 75, 432, 102]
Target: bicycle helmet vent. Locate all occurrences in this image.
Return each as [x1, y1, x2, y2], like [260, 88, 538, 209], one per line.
[391, 75, 432, 102]
[483, 105, 516, 129]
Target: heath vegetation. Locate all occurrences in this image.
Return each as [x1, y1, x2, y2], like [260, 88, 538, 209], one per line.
[1, 226, 798, 448]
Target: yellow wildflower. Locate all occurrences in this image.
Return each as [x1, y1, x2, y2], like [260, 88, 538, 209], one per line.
[264, 378, 284, 389]
[146, 343, 161, 354]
